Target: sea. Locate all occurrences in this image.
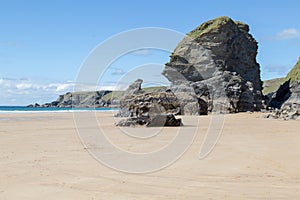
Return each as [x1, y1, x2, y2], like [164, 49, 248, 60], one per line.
[0, 106, 119, 113]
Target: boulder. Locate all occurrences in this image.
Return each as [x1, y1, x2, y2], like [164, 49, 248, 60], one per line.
[116, 114, 182, 127]
[162, 16, 263, 114]
[116, 91, 180, 117]
[115, 80, 182, 127]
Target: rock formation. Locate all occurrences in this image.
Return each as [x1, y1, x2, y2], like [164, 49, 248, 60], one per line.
[116, 79, 182, 127]
[265, 58, 300, 120]
[279, 80, 300, 119]
[266, 80, 300, 120]
[124, 78, 144, 96]
[266, 80, 291, 109]
[29, 16, 267, 123]
[27, 82, 167, 109]
[162, 16, 263, 114]
[29, 90, 112, 108]
[116, 113, 182, 127]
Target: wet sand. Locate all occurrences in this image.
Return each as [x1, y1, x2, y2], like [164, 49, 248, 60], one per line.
[0, 112, 300, 199]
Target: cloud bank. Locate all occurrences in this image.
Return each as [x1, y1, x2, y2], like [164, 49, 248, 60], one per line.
[0, 78, 75, 105]
[275, 28, 300, 40]
[0, 78, 128, 105]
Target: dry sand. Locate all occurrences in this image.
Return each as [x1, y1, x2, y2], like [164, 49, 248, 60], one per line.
[0, 112, 300, 199]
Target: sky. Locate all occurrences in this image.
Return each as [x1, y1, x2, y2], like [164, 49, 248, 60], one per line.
[1, 0, 300, 105]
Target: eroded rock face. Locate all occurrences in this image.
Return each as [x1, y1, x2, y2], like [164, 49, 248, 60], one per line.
[115, 78, 182, 126]
[162, 16, 263, 114]
[116, 90, 180, 117]
[266, 80, 300, 120]
[124, 78, 144, 96]
[116, 82, 182, 126]
[267, 80, 291, 109]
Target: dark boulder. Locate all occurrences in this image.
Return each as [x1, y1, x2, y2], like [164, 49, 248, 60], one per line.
[116, 114, 182, 127]
[116, 91, 180, 117]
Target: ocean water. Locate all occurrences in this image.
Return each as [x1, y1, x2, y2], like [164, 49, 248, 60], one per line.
[0, 106, 119, 113]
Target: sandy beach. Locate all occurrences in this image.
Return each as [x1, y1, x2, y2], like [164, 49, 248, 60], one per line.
[0, 112, 300, 199]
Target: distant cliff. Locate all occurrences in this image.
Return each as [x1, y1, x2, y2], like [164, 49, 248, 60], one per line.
[28, 91, 112, 108]
[27, 86, 166, 108]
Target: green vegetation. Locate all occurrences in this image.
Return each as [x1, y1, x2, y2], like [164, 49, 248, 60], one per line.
[262, 77, 285, 95]
[187, 16, 250, 39]
[187, 16, 232, 38]
[186, 16, 248, 38]
[101, 86, 167, 101]
[262, 57, 300, 95]
[285, 57, 300, 82]
[141, 86, 167, 93]
[101, 90, 124, 101]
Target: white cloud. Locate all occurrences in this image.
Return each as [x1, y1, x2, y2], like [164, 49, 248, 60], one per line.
[16, 83, 34, 90]
[99, 85, 118, 91]
[275, 28, 300, 40]
[111, 68, 126, 76]
[130, 49, 152, 56]
[0, 78, 78, 105]
[54, 83, 74, 92]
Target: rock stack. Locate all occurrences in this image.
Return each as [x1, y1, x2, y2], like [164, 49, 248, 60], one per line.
[162, 16, 263, 114]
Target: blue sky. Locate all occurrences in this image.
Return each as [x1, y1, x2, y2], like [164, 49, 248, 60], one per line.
[1, 0, 300, 105]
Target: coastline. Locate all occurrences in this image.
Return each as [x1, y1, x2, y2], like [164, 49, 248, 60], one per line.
[0, 106, 119, 114]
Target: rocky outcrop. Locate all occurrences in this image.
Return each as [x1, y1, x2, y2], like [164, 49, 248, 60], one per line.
[266, 79, 300, 120]
[162, 16, 263, 114]
[280, 80, 300, 119]
[114, 79, 144, 116]
[27, 82, 167, 109]
[116, 79, 180, 117]
[124, 78, 144, 96]
[266, 80, 291, 109]
[116, 90, 180, 117]
[29, 91, 112, 108]
[116, 114, 182, 127]
[27, 103, 40, 108]
[115, 79, 182, 127]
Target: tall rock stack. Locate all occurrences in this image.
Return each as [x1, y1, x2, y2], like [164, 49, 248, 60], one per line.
[162, 16, 263, 114]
